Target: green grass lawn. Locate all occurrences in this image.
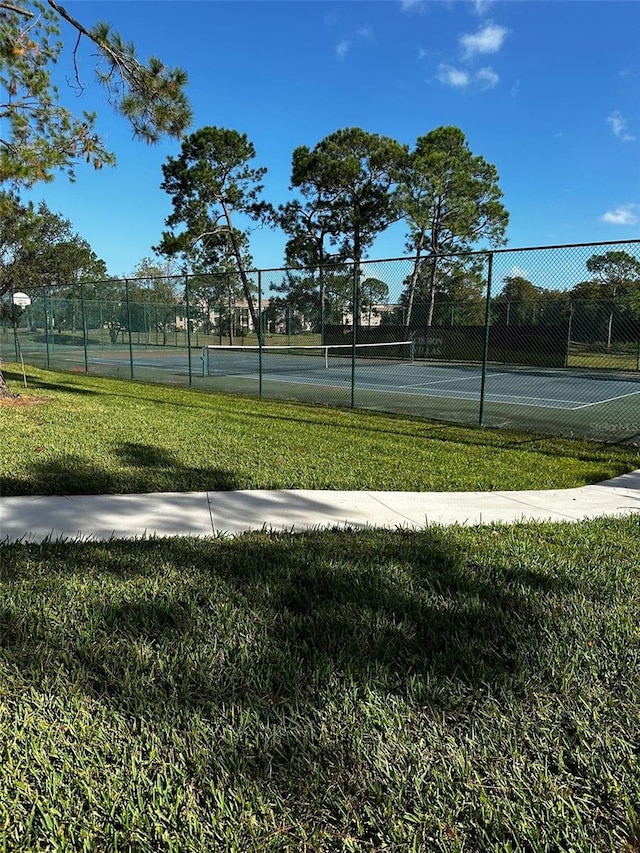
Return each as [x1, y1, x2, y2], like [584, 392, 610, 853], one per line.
[1, 519, 639, 851]
[568, 351, 639, 371]
[1, 365, 638, 497]
[2, 365, 639, 851]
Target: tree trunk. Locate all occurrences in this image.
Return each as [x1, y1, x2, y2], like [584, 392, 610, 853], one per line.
[319, 271, 325, 342]
[426, 258, 438, 328]
[220, 202, 261, 342]
[404, 235, 424, 334]
[606, 285, 618, 351]
[0, 366, 17, 399]
[228, 288, 235, 346]
[318, 249, 325, 344]
[353, 229, 361, 333]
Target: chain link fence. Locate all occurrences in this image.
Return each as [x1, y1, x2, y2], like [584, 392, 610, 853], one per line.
[2, 240, 639, 443]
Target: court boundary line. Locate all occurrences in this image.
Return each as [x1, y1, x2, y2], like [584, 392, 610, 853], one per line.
[570, 388, 640, 410]
[251, 374, 588, 411]
[395, 371, 514, 391]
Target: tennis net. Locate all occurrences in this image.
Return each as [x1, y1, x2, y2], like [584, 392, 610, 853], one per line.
[203, 341, 414, 376]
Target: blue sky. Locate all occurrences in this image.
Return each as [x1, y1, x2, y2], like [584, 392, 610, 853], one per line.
[22, 0, 640, 279]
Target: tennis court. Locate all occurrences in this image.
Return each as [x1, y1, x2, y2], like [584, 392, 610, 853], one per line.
[9, 338, 639, 440]
[65, 343, 637, 409]
[203, 352, 638, 409]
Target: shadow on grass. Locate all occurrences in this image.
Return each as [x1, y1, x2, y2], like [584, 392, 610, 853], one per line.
[6, 367, 640, 468]
[1, 370, 99, 396]
[0, 528, 576, 713]
[115, 441, 183, 468]
[0, 444, 241, 495]
[4, 520, 637, 848]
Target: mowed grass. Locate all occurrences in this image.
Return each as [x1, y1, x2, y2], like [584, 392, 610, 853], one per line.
[0, 365, 638, 497]
[1, 365, 639, 850]
[568, 352, 639, 371]
[1, 519, 639, 851]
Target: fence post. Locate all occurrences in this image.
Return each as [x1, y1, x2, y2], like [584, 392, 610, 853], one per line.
[351, 263, 358, 409]
[80, 280, 89, 374]
[11, 291, 18, 361]
[504, 300, 510, 364]
[258, 270, 263, 397]
[185, 273, 193, 387]
[43, 287, 51, 368]
[319, 263, 325, 346]
[478, 253, 493, 427]
[125, 279, 134, 380]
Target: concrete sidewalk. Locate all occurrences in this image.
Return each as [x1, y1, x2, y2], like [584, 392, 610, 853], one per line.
[1, 469, 639, 543]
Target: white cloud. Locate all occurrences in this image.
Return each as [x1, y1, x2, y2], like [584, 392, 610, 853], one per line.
[460, 23, 508, 58]
[473, 0, 496, 15]
[607, 111, 635, 142]
[400, 0, 425, 13]
[507, 266, 529, 279]
[336, 40, 350, 60]
[601, 204, 638, 226]
[436, 64, 499, 91]
[335, 26, 373, 61]
[436, 64, 470, 88]
[476, 66, 499, 89]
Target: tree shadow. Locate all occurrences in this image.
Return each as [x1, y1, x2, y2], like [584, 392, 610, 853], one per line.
[1, 525, 614, 844]
[1, 444, 241, 495]
[1, 455, 119, 495]
[1, 528, 578, 713]
[115, 441, 183, 468]
[1, 370, 98, 396]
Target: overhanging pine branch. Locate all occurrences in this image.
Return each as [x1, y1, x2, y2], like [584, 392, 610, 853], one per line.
[47, 0, 143, 79]
[0, 2, 33, 16]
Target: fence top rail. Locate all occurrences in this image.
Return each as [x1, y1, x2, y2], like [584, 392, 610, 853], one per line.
[250, 239, 640, 275]
[7, 239, 640, 293]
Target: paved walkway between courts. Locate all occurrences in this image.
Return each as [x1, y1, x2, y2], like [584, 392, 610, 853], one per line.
[1, 469, 639, 544]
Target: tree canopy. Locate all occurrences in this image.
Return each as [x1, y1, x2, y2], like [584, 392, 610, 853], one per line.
[396, 126, 508, 329]
[280, 125, 508, 333]
[156, 126, 272, 337]
[0, 191, 107, 292]
[576, 250, 640, 348]
[0, 0, 192, 393]
[0, 0, 191, 187]
[585, 251, 640, 297]
[290, 128, 406, 271]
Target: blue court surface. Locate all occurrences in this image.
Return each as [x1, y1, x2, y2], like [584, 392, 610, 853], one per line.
[82, 351, 640, 412]
[251, 362, 640, 411]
